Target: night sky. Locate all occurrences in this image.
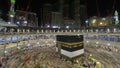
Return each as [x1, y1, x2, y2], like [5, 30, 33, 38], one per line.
[0, 0, 120, 21]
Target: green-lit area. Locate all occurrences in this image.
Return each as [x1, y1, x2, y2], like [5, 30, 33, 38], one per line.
[9, 11, 15, 15]
[10, 0, 16, 3]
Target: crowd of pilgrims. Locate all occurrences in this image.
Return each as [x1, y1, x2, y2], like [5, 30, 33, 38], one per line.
[84, 35, 120, 53]
[85, 35, 120, 42]
[0, 45, 90, 68]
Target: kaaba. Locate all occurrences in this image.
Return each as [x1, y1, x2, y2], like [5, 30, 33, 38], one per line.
[56, 35, 84, 60]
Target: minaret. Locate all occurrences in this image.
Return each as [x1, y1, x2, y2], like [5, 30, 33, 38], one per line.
[74, 0, 81, 28]
[8, 0, 15, 24]
[114, 10, 119, 25]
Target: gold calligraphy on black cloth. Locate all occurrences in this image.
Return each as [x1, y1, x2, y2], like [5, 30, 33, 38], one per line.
[57, 41, 83, 48]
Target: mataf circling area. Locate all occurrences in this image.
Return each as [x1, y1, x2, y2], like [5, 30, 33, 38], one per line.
[0, 45, 83, 68]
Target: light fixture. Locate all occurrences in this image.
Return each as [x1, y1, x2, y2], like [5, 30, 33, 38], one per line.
[4, 51, 7, 53]
[107, 43, 110, 46]
[96, 42, 99, 44]
[10, 14, 14, 17]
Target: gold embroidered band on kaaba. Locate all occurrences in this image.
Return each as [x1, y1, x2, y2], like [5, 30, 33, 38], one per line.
[57, 41, 83, 48]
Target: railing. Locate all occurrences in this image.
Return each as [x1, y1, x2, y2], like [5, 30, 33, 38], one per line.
[0, 25, 120, 33]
